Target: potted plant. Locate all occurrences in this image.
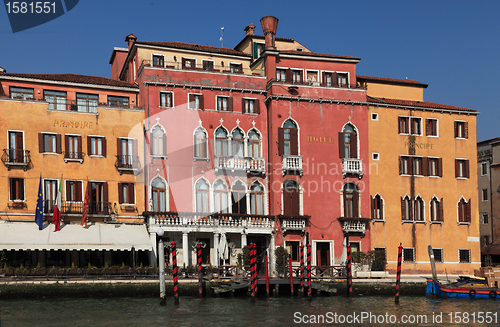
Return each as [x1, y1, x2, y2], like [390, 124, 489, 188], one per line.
[275, 246, 288, 278]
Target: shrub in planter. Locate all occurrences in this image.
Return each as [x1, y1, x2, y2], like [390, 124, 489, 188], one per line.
[370, 250, 387, 272]
[238, 246, 251, 266]
[275, 246, 288, 276]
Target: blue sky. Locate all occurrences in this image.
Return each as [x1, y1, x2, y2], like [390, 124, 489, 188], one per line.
[1, 0, 498, 142]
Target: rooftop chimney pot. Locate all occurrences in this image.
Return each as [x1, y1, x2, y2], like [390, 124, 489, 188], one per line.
[244, 24, 256, 36]
[260, 16, 278, 50]
[125, 34, 137, 51]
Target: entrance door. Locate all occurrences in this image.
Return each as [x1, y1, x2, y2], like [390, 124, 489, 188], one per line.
[316, 242, 330, 266]
[248, 236, 267, 273]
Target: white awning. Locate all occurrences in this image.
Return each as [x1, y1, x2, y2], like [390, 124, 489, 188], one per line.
[0, 222, 152, 251]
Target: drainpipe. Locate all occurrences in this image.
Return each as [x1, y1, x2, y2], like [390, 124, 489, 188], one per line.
[489, 156, 493, 266]
[145, 83, 149, 220]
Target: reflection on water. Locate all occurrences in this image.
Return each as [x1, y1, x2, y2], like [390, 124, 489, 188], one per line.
[1, 295, 499, 326]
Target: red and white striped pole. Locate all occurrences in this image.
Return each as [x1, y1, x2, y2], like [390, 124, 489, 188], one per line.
[395, 243, 403, 303]
[253, 243, 258, 297]
[172, 241, 179, 304]
[265, 251, 270, 297]
[299, 243, 304, 296]
[197, 242, 202, 297]
[347, 243, 352, 297]
[289, 254, 294, 295]
[307, 241, 312, 298]
[250, 242, 256, 298]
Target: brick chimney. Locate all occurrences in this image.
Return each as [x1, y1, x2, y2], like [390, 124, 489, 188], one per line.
[260, 16, 278, 50]
[125, 34, 137, 50]
[244, 24, 256, 36]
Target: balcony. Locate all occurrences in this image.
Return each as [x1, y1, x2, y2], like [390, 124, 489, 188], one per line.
[43, 200, 111, 215]
[115, 155, 141, 175]
[214, 156, 265, 175]
[138, 60, 264, 77]
[1, 149, 32, 171]
[145, 211, 274, 233]
[63, 151, 85, 164]
[342, 158, 363, 179]
[278, 215, 310, 235]
[282, 155, 303, 176]
[337, 217, 370, 237]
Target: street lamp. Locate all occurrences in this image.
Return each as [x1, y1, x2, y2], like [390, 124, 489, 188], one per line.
[157, 227, 166, 305]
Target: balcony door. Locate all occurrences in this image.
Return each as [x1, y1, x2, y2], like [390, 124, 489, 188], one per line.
[283, 180, 299, 216]
[339, 124, 357, 159]
[343, 183, 359, 218]
[278, 119, 298, 156]
[91, 182, 108, 214]
[8, 131, 23, 163]
[44, 179, 58, 213]
[231, 181, 247, 214]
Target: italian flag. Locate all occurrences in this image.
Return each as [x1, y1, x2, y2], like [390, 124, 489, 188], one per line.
[52, 175, 62, 232]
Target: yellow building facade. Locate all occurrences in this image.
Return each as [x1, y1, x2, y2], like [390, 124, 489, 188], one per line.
[0, 73, 151, 268]
[361, 76, 480, 275]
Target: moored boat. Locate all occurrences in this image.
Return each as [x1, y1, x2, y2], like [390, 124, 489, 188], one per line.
[426, 277, 499, 299]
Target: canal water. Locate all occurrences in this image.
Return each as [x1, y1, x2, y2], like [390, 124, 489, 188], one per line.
[1, 295, 499, 326]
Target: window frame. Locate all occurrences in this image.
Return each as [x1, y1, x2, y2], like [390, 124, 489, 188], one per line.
[432, 248, 443, 263]
[371, 113, 379, 121]
[459, 249, 471, 263]
[10, 86, 34, 100]
[88, 135, 106, 157]
[481, 162, 488, 176]
[217, 95, 233, 112]
[455, 159, 470, 179]
[371, 194, 384, 220]
[65, 180, 83, 202]
[398, 116, 410, 134]
[291, 69, 303, 84]
[193, 127, 209, 160]
[410, 117, 422, 136]
[159, 91, 174, 108]
[107, 96, 129, 108]
[188, 93, 203, 110]
[76, 93, 98, 113]
[399, 156, 412, 175]
[229, 62, 243, 74]
[286, 241, 300, 262]
[276, 68, 286, 82]
[39, 132, 60, 154]
[150, 125, 167, 158]
[202, 59, 215, 71]
[243, 97, 259, 114]
[483, 213, 489, 224]
[9, 177, 25, 202]
[454, 120, 468, 139]
[457, 198, 471, 224]
[429, 197, 443, 222]
[482, 189, 488, 202]
[118, 182, 136, 205]
[152, 54, 165, 68]
[403, 247, 415, 263]
[44, 90, 67, 111]
[425, 118, 439, 137]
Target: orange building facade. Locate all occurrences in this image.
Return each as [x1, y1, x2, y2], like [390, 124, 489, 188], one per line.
[0, 73, 151, 268]
[362, 75, 481, 275]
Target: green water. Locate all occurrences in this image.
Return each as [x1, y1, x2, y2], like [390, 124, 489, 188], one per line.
[1, 295, 499, 326]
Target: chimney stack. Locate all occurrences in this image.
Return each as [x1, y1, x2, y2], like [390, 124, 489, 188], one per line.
[125, 34, 137, 51]
[244, 24, 256, 36]
[260, 16, 278, 50]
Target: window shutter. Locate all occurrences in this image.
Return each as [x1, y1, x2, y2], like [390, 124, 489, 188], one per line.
[409, 157, 414, 175]
[465, 159, 470, 178]
[38, 133, 44, 153]
[118, 183, 123, 204]
[253, 42, 258, 58]
[439, 198, 444, 221]
[254, 100, 260, 114]
[399, 156, 403, 175]
[116, 138, 122, 157]
[455, 159, 459, 178]
[401, 197, 405, 220]
[56, 134, 62, 154]
[163, 133, 167, 156]
[76, 181, 82, 202]
[331, 73, 338, 87]
[132, 139, 138, 158]
[398, 117, 402, 134]
[129, 183, 135, 204]
[65, 181, 70, 200]
[290, 129, 298, 155]
[292, 188, 299, 216]
[466, 199, 471, 222]
[380, 198, 384, 219]
[278, 128, 284, 156]
[285, 69, 292, 83]
[454, 121, 458, 138]
[425, 119, 430, 135]
[78, 136, 82, 157]
[103, 182, 109, 206]
[188, 94, 194, 107]
[464, 122, 469, 139]
[149, 132, 154, 155]
[19, 179, 24, 200]
[338, 132, 345, 159]
[437, 158, 443, 177]
[227, 97, 233, 112]
[321, 72, 326, 86]
[350, 133, 357, 159]
[87, 136, 92, 155]
[15, 132, 23, 150]
[409, 199, 414, 221]
[241, 99, 246, 113]
[370, 195, 373, 219]
[9, 179, 14, 200]
[199, 95, 204, 109]
[422, 157, 429, 176]
[102, 137, 107, 157]
[353, 188, 359, 218]
[65, 135, 69, 156]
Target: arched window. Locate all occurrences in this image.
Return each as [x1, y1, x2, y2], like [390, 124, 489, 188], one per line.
[283, 180, 299, 216]
[339, 124, 357, 159]
[151, 178, 166, 212]
[430, 197, 443, 222]
[150, 126, 166, 156]
[458, 198, 471, 223]
[248, 129, 260, 158]
[215, 127, 228, 157]
[195, 179, 209, 213]
[231, 128, 244, 157]
[250, 182, 264, 215]
[401, 195, 411, 220]
[343, 183, 359, 218]
[231, 180, 247, 214]
[371, 194, 383, 219]
[213, 180, 228, 213]
[279, 119, 298, 156]
[414, 196, 424, 221]
[194, 128, 207, 158]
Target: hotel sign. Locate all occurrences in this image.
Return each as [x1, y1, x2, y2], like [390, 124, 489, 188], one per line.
[405, 142, 434, 150]
[53, 119, 94, 129]
[307, 136, 334, 144]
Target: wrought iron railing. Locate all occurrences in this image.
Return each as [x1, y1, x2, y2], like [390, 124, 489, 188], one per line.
[138, 60, 264, 77]
[43, 200, 111, 215]
[1, 149, 32, 171]
[115, 155, 141, 172]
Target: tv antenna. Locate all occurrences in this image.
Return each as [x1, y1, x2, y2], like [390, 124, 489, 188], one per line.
[220, 27, 224, 47]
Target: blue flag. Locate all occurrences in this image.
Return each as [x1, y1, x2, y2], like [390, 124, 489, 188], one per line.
[35, 177, 43, 230]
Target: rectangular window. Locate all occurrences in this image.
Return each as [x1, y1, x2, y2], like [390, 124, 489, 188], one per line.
[188, 94, 203, 110]
[306, 71, 318, 85]
[217, 96, 227, 111]
[413, 157, 423, 176]
[76, 93, 98, 113]
[153, 55, 164, 67]
[455, 159, 470, 178]
[244, 99, 255, 114]
[286, 241, 300, 262]
[10, 86, 34, 100]
[458, 199, 471, 223]
[44, 179, 58, 212]
[160, 92, 173, 108]
[119, 183, 135, 204]
[65, 135, 82, 159]
[38, 133, 60, 154]
[182, 58, 195, 69]
[276, 69, 286, 82]
[44, 90, 67, 110]
[399, 156, 411, 175]
[65, 180, 82, 202]
[483, 213, 489, 224]
[403, 248, 415, 262]
[454, 121, 468, 139]
[482, 189, 488, 201]
[202, 60, 214, 71]
[398, 116, 409, 134]
[108, 96, 129, 108]
[292, 70, 302, 84]
[9, 178, 24, 201]
[88, 136, 106, 156]
[410, 117, 422, 135]
[324, 72, 333, 86]
[337, 73, 348, 87]
[426, 118, 438, 136]
[230, 63, 242, 73]
[253, 42, 265, 59]
[433, 249, 443, 263]
[428, 158, 442, 177]
[481, 162, 488, 176]
[459, 249, 470, 263]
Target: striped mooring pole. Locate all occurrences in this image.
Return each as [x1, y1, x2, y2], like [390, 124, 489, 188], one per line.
[395, 243, 403, 303]
[265, 251, 270, 297]
[307, 241, 312, 298]
[172, 241, 179, 304]
[299, 243, 304, 296]
[347, 243, 352, 297]
[253, 243, 258, 297]
[197, 242, 203, 297]
[250, 242, 256, 298]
